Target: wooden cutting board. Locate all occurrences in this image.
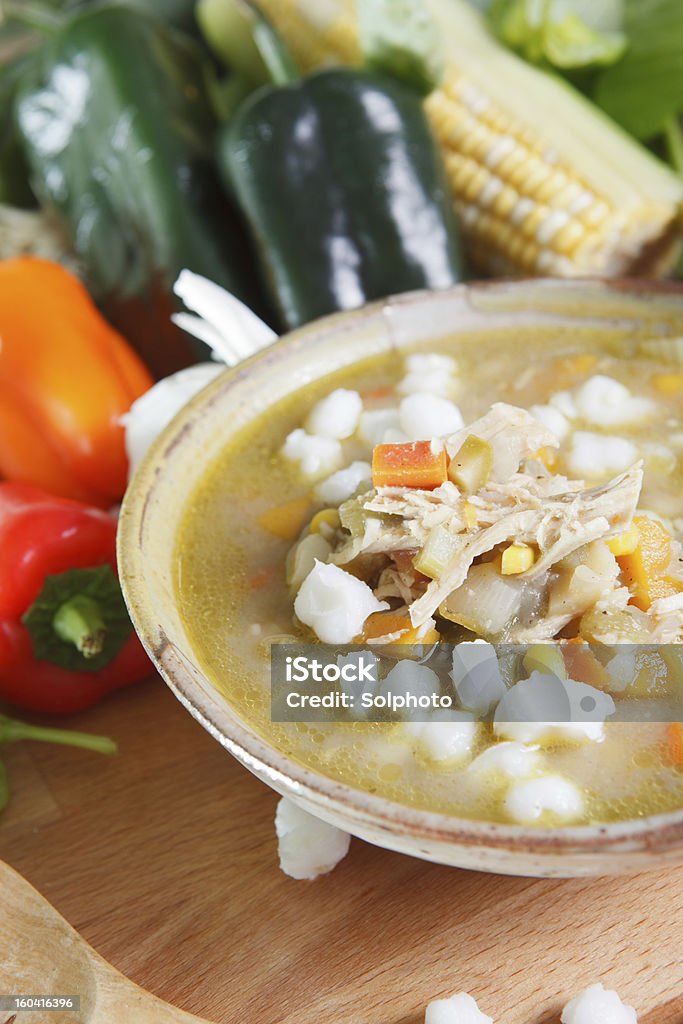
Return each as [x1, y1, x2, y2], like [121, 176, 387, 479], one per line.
[1, 677, 681, 1024]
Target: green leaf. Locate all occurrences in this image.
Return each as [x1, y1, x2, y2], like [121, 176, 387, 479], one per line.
[594, 0, 683, 140]
[357, 0, 444, 96]
[22, 565, 133, 673]
[488, 0, 626, 71]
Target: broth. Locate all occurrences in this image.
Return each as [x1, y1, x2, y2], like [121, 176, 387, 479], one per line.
[176, 328, 683, 825]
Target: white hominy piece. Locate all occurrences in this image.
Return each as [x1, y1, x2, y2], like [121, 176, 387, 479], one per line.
[294, 561, 388, 643]
[451, 641, 507, 715]
[405, 353, 458, 375]
[283, 428, 343, 479]
[425, 992, 493, 1024]
[275, 798, 350, 881]
[561, 983, 638, 1024]
[306, 388, 363, 439]
[530, 403, 570, 441]
[467, 741, 541, 779]
[399, 371, 455, 397]
[568, 432, 638, 478]
[574, 375, 654, 427]
[404, 714, 479, 765]
[315, 461, 372, 505]
[494, 720, 605, 745]
[493, 674, 614, 745]
[548, 390, 577, 419]
[505, 775, 584, 823]
[286, 534, 333, 591]
[357, 407, 403, 447]
[399, 393, 465, 440]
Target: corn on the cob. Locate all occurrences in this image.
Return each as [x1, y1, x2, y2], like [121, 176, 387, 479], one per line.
[252, 0, 683, 279]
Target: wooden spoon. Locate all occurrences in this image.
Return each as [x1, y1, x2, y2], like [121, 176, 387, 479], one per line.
[0, 860, 213, 1024]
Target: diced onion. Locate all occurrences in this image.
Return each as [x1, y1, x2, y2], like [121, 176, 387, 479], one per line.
[439, 563, 527, 638]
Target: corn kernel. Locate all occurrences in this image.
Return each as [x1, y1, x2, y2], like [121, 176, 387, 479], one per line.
[501, 543, 536, 575]
[569, 354, 598, 374]
[464, 501, 478, 530]
[531, 446, 559, 471]
[310, 508, 341, 534]
[653, 373, 683, 395]
[523, 644, 567, 679]
[607, 523, 640, 556]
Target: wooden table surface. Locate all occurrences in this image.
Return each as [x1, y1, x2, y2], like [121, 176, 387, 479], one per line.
[1, 677, 682, 1024]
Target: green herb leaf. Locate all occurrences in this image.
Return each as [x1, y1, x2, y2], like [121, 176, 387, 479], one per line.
[22, 565, 133, 673]
[488, 0, 626, 70]
[594, 0, 683, 140]
[357, 0, 444, 96]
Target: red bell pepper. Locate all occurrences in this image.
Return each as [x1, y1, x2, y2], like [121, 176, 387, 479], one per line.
[0, 482, 151, 714]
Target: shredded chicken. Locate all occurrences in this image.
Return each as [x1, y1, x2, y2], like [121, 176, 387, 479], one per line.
[445, 402, 558, 480]
[409, 464, 642, 627]
[294, 400, 683, 644]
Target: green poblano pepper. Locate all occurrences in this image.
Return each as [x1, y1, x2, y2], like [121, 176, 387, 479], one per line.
[218, 66, 466, 331]
[14, 4, 263, 375]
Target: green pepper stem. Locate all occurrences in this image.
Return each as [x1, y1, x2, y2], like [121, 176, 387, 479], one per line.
[53, 595, 107, 659]
[664, 116, 683, 176]
[0, 1, 61, 31]
[0, 715, 117, 755]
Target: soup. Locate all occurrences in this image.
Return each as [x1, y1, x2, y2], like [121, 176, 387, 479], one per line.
[176, 329, 683, 827]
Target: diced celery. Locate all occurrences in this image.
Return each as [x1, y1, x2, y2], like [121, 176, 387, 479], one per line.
[448, 435, 493, 493]
[339, 495, 369, 537]
[415, 525, 462, 579]
[579, 607, 650, 643]
[439, 562, 526, 637]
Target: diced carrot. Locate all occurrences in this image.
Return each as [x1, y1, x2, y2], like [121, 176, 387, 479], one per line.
[617, 515, 683, 611]
[360, 610, 439, 644]
[372, 440, 448, 490]
[248, 566, 276, 590]
[258, 496, 312, 540]
[362, 386, 394, 402]
[361, 610, 412, 640]
[666, 723, 683, 766]
[563, 643, 612, 690]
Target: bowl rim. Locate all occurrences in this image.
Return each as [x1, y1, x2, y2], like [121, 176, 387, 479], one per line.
[119, 278, 683, 860]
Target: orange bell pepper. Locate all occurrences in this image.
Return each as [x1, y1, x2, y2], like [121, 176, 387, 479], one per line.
[0, 258, 153, 507]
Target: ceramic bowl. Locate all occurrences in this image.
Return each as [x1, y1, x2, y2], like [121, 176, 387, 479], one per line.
[118, 279, 683, 877]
